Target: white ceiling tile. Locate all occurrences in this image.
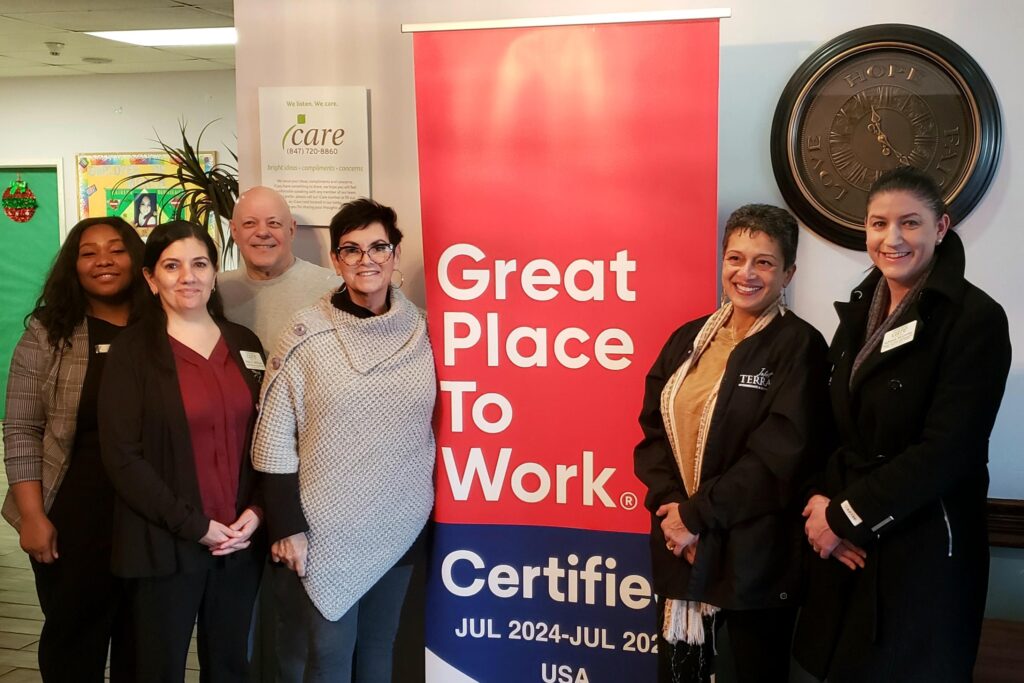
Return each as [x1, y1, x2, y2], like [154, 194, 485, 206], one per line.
[1, 44, 208, 65]
[74, 59, 233, 74]
[0, 1, 181, 11]
[6, 7, 232, 32]
[0, 1, 234, 77]
[0, 63, 84, 76]
[0, 15, 38, 34]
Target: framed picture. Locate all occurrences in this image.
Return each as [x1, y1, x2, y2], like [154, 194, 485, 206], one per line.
[76, 151, 217, 237]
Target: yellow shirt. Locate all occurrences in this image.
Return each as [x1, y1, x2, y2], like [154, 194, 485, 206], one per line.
[673, 326, 741, 494]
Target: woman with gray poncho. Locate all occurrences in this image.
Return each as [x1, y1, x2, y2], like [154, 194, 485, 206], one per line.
[252, 198, 436, 683]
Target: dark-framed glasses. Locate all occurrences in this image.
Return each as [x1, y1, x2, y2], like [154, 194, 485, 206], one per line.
[334, 243, 394, 266]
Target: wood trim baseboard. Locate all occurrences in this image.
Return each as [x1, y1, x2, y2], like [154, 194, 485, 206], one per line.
[988, 498, 1024, 548]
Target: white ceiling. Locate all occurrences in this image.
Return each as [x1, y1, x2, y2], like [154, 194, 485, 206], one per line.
[0, 0, 234, 77]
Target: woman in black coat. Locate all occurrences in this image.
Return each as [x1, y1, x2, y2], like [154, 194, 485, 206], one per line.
[795, 167, 1012, 682]
[99, 221, 267, 682]
[634, 205, 832, 682]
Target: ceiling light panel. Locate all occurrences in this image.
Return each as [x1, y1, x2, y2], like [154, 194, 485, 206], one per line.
[86, 27, 236, 46]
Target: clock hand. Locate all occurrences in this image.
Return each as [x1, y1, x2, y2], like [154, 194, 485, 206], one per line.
[867, 106, 911, 164]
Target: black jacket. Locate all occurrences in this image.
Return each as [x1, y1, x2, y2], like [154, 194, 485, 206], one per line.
[634, 310, 831, 610]
[794, 230, 1012, 682]
[98, 314, 266, 578]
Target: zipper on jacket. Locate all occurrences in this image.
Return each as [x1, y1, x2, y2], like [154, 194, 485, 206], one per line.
[940, 498, 953, 557]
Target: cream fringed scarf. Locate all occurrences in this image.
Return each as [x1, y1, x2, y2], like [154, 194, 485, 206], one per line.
[659, 298, 783, 646]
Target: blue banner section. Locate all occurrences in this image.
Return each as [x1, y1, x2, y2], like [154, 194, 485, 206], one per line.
[426, 523, 658, 683]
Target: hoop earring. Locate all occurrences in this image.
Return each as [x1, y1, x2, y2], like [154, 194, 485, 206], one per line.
[391, 269, 405, 289]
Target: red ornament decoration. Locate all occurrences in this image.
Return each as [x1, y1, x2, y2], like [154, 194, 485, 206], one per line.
[3, 179, 38, 223]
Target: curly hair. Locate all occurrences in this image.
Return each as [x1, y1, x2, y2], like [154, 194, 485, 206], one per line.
[30, 216, 147, 348]
[722, 204, 799, 269]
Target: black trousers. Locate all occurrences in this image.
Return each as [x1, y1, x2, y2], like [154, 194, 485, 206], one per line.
[128, 552, 262, 683]
[31, 447, 128, 683]
[658, 600, 798, 683]
[31, 549, 128, 682]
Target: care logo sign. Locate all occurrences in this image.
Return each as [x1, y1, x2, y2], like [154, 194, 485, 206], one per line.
[280, 112, 346, 153]
[412, 17, 721, 683]
[258, 86, 370, 226]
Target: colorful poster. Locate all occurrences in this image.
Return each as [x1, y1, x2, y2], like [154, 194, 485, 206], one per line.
[412, 14, 722, 683]
[258, 86, 370, 226]
[76, 152, 217, 238]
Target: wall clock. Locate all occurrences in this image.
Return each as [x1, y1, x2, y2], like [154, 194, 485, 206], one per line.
[770, 24, 1001, 250]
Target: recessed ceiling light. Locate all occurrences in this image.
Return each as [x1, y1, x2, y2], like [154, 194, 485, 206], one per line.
[85, 27, 236, 47]
[82, 56, 112, 64]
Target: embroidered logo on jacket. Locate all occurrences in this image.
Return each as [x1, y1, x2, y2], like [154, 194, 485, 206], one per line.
[738, 368, 772, 391]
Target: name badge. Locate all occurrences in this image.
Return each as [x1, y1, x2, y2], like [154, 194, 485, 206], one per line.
[881, 320, 917, 353]
[240, 350, 266, 371]
[840, 499, 863, 527]
[94, 344, 111, 354]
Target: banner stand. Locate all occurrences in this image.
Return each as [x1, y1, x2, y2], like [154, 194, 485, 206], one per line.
[408, 10, 729, 681]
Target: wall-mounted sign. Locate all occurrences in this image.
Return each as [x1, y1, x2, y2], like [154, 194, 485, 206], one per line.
[258, 86, 370, 226]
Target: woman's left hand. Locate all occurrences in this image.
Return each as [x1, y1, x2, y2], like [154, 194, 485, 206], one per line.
[802, 495, 839, 555]
[211, 507, 261, 556]
[656, 503, 698, 556]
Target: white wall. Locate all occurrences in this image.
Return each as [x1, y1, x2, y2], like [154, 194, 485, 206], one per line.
[235, 0, 1022, 500]
[0, 69, 237, 235]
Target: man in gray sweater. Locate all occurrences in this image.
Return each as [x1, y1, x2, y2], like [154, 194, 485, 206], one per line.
[219, 186, 340, 353]
[218, 186, 339, 682]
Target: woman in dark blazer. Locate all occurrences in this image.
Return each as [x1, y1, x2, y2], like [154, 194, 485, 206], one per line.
[634, 205, 832, 682]
[796, 167, 1012, 682]
[99, 221, 266, 682]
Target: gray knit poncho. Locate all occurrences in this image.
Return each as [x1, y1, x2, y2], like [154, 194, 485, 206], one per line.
[252, 288, 436, 620]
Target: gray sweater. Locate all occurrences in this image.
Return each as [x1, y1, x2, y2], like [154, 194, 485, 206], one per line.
[252, 288, 436, 620]
[218, 257, 341, 352]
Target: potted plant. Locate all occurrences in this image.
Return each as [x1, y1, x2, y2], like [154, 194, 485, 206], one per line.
[113, 120, 238, 259]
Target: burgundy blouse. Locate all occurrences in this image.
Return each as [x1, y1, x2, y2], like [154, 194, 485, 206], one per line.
[170, 335, 254, 525]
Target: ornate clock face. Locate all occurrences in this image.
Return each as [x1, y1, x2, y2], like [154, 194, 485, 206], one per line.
[771, 25, 1001, 250]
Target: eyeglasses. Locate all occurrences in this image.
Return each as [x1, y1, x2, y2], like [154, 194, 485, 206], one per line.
[333, 243, 394, 266]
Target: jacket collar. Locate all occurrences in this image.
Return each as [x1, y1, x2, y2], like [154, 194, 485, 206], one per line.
[838, 228, 967, 316]
[833, 229, 968, 396]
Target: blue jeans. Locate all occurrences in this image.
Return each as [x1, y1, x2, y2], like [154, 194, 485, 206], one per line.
[273, 562, 413, 683]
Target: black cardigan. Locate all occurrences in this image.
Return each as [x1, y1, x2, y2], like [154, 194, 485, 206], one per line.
[634, 310, 832, 610]
[98, 314, 266, 578]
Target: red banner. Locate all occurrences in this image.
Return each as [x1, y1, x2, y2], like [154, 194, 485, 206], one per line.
[413, 16, 721, 681]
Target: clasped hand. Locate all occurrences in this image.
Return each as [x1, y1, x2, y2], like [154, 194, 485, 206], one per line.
[802, 494, 867, 571]
[656, 503, 698, 559]
[199, 507, 261, 557]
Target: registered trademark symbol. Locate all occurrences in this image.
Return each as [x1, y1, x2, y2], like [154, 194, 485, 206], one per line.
[619, 491, 638, 510]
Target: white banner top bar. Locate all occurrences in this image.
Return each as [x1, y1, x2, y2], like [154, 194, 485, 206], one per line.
[401, 8, 731, 34]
